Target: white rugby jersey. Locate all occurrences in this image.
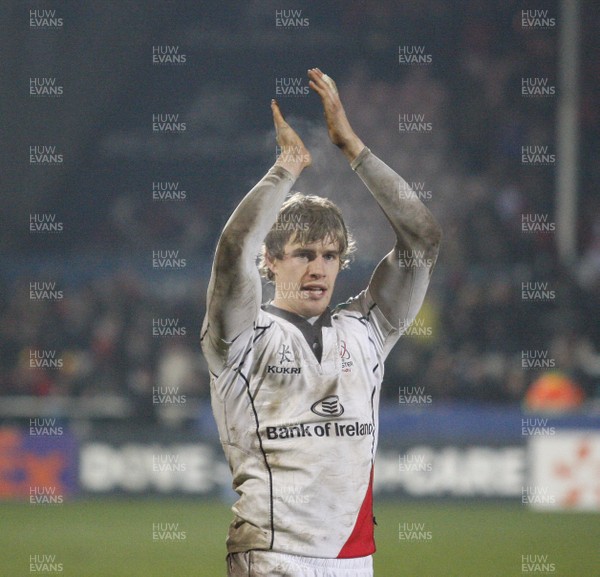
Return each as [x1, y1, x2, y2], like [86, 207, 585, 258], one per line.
[201, 147, 441, 559]
[204, 289, 398, 558]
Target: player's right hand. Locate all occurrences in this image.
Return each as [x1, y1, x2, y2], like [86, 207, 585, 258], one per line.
[272, 99, 312, 177]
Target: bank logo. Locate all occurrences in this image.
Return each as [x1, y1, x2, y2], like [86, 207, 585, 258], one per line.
[311, 395, 344, 417]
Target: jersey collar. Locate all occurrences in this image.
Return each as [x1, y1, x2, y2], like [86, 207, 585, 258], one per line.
[262, 303, 332, 328]
[262, 303, 332, 363]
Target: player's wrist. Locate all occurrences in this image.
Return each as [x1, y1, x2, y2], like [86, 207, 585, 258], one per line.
[338, 133, 365, 163]
[274, 158, 307, 179]
[274, 142, 311, 177]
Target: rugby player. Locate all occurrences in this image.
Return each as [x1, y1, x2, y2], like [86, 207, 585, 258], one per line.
[201, 68, 442, 577]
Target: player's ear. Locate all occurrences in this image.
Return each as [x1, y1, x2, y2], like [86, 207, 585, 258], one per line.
[265, 252, 278, 277]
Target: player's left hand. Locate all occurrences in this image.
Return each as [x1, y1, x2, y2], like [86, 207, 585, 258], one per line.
[308, 68, 365, 162]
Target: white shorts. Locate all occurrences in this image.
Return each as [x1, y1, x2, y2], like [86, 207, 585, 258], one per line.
[227, 550, 374, 577]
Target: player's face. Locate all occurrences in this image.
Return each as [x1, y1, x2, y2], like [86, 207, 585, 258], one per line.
[268, 238, 341, 318]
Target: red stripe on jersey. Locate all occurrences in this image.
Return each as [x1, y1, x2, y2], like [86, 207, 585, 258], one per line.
[337, 466, 375, 558]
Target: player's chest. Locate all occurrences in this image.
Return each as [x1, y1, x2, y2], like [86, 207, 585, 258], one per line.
[257, 323, 370, 374]
[249, 325, 375, 423]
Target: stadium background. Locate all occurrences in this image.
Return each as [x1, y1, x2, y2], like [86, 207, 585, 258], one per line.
[1, 1, 599, 575]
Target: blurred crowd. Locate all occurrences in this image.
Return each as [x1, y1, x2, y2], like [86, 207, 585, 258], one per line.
[0, 272, 209, 419]
[2, 1, 599, 411]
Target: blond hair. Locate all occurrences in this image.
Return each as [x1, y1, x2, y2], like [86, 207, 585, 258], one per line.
[259, 193, 356, 281]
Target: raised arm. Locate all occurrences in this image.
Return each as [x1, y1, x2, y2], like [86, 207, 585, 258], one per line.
[201, 101, 311, 369]
[308, 68, 442, 330]
[352, 150, 441, 330]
